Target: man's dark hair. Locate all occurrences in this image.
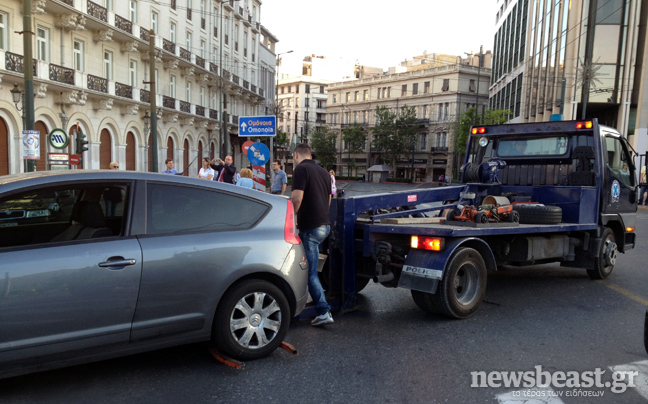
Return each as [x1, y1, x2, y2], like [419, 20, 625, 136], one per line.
[165, 159, 173, 164]
[273, 159, 281, 167]
[294, 143, 312, 157]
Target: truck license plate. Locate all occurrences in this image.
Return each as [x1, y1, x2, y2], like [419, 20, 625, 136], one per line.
[402, 265, 443, 280]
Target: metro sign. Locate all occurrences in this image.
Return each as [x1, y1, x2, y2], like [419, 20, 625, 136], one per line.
[49, 129, 69, 149]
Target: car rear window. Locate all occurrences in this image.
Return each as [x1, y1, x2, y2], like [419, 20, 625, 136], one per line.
[146, 183, 268, 235]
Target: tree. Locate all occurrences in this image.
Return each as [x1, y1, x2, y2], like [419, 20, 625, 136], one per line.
[454, 108, 511, 156]
[342, 124, 367, 177]
[372, 105, 418, 175]
[309, 126, 337, 169]
[273, 128, 289, 160]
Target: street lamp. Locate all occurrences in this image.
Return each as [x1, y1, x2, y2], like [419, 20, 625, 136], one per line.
[10, 84, 23, 112]
[275, 50, 293, 163]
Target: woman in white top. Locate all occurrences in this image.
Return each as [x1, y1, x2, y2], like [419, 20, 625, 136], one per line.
[198, 158, 215, 180]
[329, 169, 337, 196]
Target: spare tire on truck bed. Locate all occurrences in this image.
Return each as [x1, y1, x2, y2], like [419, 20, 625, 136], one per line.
[513, 204, 562, 225]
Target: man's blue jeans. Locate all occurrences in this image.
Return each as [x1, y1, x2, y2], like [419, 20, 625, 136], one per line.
[299, 225, 331, 316]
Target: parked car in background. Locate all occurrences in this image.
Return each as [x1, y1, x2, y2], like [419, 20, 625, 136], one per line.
[0, 171, 308, 378]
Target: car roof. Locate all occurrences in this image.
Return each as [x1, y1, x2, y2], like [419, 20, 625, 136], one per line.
[0, 170, 279, 203]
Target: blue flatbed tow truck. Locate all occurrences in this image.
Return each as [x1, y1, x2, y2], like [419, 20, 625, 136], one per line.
[310, 118, 638, 319]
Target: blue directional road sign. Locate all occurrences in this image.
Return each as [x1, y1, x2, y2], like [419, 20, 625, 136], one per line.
[238, 116, 276, 137]
[247, 142, 270, 166]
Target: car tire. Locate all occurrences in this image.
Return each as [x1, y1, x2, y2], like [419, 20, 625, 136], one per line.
[430, 247, 487, 319]
[587, 227, 617, 280]
[213, 279, 290, 361]
[514, 204, 562, 225]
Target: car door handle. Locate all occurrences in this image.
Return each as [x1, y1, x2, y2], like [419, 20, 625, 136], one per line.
[99, 257, 137, 269]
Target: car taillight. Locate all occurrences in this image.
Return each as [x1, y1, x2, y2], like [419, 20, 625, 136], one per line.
[285, 200, 301, 245]
[472, 127, 487, 135]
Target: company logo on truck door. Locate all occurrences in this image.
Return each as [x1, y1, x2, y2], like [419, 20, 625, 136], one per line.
[402, 265, 443, 279]
[611, 180, 620, 203]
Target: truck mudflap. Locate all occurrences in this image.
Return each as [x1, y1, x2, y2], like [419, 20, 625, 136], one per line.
[398, 237, 496, 294]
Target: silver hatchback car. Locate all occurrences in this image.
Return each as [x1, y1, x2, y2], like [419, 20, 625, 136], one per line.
[0, 171, 308, 378]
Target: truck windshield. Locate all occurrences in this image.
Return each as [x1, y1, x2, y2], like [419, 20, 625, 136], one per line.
[497, 136, 568, 157]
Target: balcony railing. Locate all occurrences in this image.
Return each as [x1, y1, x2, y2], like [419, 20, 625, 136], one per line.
[171, 0, 176, 10]
[209, 109, 219, 120]
[187, 8, 192, 20]
[251, 84, 256, 93]
[87, 1, 108, 22]
[195, 105, 205, 117]
[87, 75, 108, 93]
[115, 14, 132, 34]
[140, 89, 150, 103]
[242, 80, 249, 90]
[232, 75, 239, 85]
[209, 62, 218, 73]
[49, 64, 75, 85]
[5, 52, 37, 75]
[201, 18, 206, 30]
[115, 82, 133, 99]
[259, 88, 264, 97]
[179, 100, 191, 113]
[232, 115, 239, 123]
[163, 96, 176, 109]
[60, 0, 74, 6]
[140, 27, 150, 41]
[195, 56, 205, 69]
[224, 35, 228, 45]
[163, 39, 176, 54]
[214, 27, 218, 38]
[179, 47, 191, 62]
[430, 146, 449, 153]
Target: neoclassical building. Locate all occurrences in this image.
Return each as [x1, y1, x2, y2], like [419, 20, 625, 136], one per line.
[0, 0, 273, 176]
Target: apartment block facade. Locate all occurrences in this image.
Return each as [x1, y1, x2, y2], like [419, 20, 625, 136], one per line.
[326, 62, 491, 182]
[0, 0, 270, 176]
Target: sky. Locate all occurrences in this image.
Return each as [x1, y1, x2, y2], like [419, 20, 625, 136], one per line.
[260, 0, 498, 69]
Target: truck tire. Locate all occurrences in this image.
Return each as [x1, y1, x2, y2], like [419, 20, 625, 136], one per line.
[421, 247, 487, 319]
[514, 204, 562, 225]
[411, 290, 439, 314]
[587, 227, 617, 279]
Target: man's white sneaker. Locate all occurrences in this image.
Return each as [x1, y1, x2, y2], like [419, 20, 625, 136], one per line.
[311, 312, 334, 326]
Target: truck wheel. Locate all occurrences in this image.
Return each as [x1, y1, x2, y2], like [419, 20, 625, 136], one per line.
[587, 228, 617, 279]
[411, 290, 439, 314]
[431, 247, 487, 319]
[213, 279, 290, 360]
[514, 204, 562, 225]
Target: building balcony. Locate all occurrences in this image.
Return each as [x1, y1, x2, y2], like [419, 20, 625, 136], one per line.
[115, 82, 133, 99]
[163, 96, 176, 109]
[87, 74, 108, 93]
[87, 0, 108, 22]
[179, 100, 191, 113]
[195, 105, 205, 117]
[430, 146, 449, 153]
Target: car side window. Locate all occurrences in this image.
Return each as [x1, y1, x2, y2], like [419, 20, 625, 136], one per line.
[0, 184, 127, 248]
[605, 136, 635, 187]
[147, 183, 269, 235]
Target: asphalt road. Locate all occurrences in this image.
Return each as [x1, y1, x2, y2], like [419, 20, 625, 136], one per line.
[1, 184, 647, 404]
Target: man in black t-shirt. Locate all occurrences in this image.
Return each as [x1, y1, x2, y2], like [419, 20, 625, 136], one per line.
[291, 143, 333, 326]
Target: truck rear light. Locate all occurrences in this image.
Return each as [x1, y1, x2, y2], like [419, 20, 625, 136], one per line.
[626, 226, 635, 232]
[472, 127, 486, 135]
[284, 200, 301, 245]
[576, 121, 593, 129]
[411, 236, 444, 251]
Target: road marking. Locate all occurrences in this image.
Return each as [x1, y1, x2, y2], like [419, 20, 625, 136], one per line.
[611, 360, 648, 400]
[497, 387, 565, 403]
[596, 281, 648, 307]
